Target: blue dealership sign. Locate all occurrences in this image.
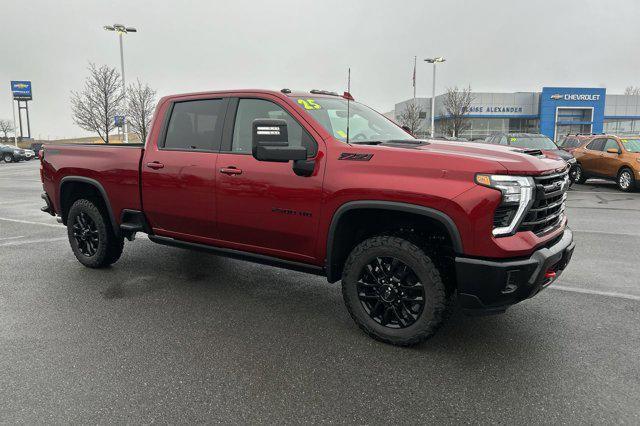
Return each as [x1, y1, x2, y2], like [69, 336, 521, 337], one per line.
[114, 115, 125, 127]
[539, 87, 606, 141]
[11, 81, 32, 100]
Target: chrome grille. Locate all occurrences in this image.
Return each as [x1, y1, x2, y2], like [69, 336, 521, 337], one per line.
[518, 170, 569, 236]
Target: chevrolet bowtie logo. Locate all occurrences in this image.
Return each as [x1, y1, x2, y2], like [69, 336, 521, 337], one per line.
[550, 94, 563, 100]
[14, 83, 29, 89]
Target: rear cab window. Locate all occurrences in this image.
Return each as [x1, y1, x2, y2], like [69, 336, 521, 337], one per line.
[162, 99, 227, 151]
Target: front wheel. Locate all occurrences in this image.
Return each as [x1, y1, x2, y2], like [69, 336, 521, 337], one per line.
[617, 168, 636, 192]
[67, 198, 124, 268]
[3, 154, 13, 163]
[341, 236, 447, 346]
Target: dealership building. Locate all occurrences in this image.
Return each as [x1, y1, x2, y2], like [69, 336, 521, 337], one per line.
[393, 87, 640, 141]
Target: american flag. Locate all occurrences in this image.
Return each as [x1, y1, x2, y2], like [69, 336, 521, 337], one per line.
[412, 57, 416, 88]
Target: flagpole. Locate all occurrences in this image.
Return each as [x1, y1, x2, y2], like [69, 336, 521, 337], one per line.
[413, 56, 417, 103]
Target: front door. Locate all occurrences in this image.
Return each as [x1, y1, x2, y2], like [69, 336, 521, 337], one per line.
[142, 97, 228, 241]
[215, 97, 325, 262]
[600, 138, 622, 178]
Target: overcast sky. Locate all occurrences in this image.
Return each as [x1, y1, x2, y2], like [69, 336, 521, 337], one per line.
[1, 0, 639, 139]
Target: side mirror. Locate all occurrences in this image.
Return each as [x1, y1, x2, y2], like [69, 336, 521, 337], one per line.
[252, 119, 307, 162]
[606, 148, 621, 154]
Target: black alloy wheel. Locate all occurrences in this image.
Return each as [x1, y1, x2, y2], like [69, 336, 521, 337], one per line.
[72, 211, 100, 257]
[357, 256, 425, 328]
[341, 235, 447, 346]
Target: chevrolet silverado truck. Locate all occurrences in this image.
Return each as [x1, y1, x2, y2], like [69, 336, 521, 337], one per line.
[40, 89, 575, 346]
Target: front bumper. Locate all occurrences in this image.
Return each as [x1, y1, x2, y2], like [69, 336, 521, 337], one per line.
[455, 228, 575, 314]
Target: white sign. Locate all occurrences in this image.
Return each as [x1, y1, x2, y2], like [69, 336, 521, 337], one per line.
[551, 93, 600, 101]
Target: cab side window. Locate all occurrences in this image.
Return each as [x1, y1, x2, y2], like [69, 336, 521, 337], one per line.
[586, 139, 605, 151]
[163, 99, 225, 151]
[603, 139, 619, 152]
[230, 99, 317, 157]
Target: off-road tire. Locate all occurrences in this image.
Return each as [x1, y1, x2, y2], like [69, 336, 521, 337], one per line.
[617, 168, 636, 192]
[572, 163, 587, 184]
[341, 235, 447, 346]
[67, 198, 124, 268]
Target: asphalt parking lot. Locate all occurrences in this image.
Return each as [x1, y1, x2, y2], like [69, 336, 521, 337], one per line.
[1, 160, 639, 423]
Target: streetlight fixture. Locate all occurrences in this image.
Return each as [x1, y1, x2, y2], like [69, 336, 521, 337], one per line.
[424, 57, 446, 138]
[103, 24, 137, 143]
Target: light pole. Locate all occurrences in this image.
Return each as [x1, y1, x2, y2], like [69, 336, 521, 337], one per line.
[424, 57, 446, 138]
[11, 95, 17, 147]
[103, 24, 137, 143]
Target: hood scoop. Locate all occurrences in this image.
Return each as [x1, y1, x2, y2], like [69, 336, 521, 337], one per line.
[514, 148, 544, 157]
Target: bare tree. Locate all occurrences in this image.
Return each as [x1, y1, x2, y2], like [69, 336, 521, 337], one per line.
[127, 79, 157, 143]
[441, 86, 475, 137]
[624, 86, 640, 96]
[0, 119, 14, 141]
[71, 63, 124, 143]
[398, 101, 424, 135]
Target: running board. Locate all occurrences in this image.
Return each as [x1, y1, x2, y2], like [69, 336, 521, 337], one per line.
[148, 235, 326, 277]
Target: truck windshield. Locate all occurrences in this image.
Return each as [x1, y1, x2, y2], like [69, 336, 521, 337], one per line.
[509, 136, 557, 150]
[291, 97, 414, 143]
[620, 138, 640, 153]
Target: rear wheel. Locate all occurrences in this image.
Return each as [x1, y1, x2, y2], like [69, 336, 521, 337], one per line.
[617, 168, 636, 192]
[67, 199, 124, 268]
[572, 163, 587, 184]
[341, 235, 446, 346]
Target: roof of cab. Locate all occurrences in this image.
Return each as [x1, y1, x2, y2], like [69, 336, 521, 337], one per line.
[160, 89, 344, 101]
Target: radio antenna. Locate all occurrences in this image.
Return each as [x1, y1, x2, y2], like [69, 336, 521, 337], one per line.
[346, 67, 351, 144]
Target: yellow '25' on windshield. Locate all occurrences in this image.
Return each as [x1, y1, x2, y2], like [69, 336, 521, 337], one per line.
[297, 99, 321, 110]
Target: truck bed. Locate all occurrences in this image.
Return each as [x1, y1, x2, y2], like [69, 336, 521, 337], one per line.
[41, 144, 145, 226]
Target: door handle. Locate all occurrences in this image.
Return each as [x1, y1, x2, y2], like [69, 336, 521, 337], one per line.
[220, 167, 242, 175]
[146, 161, 164, 170]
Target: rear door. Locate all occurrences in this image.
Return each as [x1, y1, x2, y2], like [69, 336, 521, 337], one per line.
[580, 138, 605, 175]
[142, 97, 228, 241]
[600, 138, 622, 178]
[214, 96, 325, 262]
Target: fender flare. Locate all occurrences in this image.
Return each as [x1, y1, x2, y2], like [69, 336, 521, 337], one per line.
[59, 176, 120, 236]
[325, 200, 463, 283]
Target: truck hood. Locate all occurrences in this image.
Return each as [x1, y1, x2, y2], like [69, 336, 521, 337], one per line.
[379, 140, 568, 174]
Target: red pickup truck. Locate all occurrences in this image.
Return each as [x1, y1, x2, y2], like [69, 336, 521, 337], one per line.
[40, 89, 575, 346]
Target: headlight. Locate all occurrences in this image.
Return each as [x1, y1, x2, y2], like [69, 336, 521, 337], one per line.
[567, 157, 576, 164]
[13, 150, 19, 154]
[475, 174, 535, 236]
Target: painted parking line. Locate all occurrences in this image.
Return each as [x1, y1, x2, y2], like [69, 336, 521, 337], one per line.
[569, 190, 640, 196]
[550, 285, 640, 302]
[0, 235, 25, 241]
[0, 217, 63, 228]
[0, 237, 67, 247]
[572, 229, 640, 238]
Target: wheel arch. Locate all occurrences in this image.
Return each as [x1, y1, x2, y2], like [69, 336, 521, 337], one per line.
[617, 165, 634, 177]
[59, 176, 120, 236]
[325, 201, 463, 283]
